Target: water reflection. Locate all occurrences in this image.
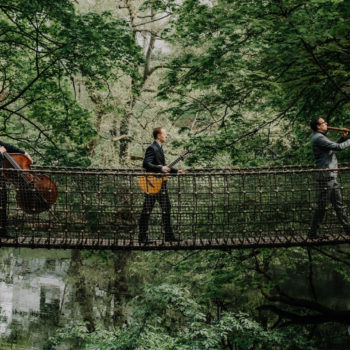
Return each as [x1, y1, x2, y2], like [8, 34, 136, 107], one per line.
[0, 248, 70, 349]
[1, 247, 350, 349]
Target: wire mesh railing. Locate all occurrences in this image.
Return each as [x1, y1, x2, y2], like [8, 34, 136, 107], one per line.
[0, 164, 350, 250]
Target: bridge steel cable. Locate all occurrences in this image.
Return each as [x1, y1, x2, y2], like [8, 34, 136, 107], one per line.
[0, 164, 350, 250]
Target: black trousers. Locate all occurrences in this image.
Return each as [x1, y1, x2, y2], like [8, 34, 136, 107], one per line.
[138, 183, 173, 239]
[311, 178, 350, 233]
[0, 176, 7, 232]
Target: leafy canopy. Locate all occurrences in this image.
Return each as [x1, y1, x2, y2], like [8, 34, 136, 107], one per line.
[159, 0, 350, 166]
[0, 0, 142, 165]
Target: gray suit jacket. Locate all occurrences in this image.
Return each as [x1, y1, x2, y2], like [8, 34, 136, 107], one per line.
[311, 131, 350, 179]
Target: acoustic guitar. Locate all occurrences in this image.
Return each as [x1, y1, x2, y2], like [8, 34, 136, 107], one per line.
[138, 149, 191, 195]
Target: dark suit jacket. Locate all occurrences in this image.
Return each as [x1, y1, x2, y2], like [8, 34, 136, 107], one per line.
[0, 141, 25, 167]
[143, 141, 178, 174]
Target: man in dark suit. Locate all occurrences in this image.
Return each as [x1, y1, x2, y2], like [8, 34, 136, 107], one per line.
[0, 141, 32, 237]
[309, 116, 350, 238]
[138, 127, 183, 243]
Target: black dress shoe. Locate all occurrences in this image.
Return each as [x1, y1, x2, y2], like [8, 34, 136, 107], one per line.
[138, 234, 147, 242]
[164, 236, 182, 242]
[0, 229, 11, 238]
[138, 237, 154, 244]
[308, 230, 321, 239]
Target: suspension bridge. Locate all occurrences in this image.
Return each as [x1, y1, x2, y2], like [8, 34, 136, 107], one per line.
[0, 163, 350, 250]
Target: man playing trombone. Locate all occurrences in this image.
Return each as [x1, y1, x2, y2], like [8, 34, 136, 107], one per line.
[309, 116, 350, 238]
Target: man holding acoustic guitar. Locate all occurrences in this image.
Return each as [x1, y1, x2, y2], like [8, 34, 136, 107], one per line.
[0, 141, 33, 238]
[138, 127, 184, 244]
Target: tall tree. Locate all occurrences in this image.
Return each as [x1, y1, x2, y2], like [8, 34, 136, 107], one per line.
[158, 0, 350, 166]
[0, 0, 142, 165]
[79, 0, 184, 167]
[114, 0, 179, 164]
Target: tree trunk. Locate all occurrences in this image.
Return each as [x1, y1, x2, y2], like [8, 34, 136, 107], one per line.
[86, 84, 105, 156]
[69, 249, 96, 333]
[111, 251, 131, 327]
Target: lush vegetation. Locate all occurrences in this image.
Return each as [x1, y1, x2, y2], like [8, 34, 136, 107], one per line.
[1, 0, 350, 349]
[158, 0, 350, 166]
[42, 248, 350, 349]
[0, 0, 142, 165]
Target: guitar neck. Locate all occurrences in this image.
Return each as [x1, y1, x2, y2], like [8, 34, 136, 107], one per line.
[168, 150, 190, 168]
[168, 156, 183, 168]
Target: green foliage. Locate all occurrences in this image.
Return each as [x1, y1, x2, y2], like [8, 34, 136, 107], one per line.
[0, 2, 348, 349]
[0, 0, 142, 165]
[159, 0, 350, 166]
[45, 284, 312, 350]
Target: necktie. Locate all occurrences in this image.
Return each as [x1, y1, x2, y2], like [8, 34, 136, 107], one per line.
[159, 146, 165, 164]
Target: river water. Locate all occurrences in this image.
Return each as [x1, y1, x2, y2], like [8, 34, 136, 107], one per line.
[1, 247, 350, 349]
[0, 248, 70, 349]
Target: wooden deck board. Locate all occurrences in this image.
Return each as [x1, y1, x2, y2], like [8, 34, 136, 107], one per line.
[1, 234, 349, 250]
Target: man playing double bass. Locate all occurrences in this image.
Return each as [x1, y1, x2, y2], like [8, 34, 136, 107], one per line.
[0, 141, 32, 237]
[138, 127, 184, 243]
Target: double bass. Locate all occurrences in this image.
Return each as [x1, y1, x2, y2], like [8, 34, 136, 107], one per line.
[2, 152, 58, 214]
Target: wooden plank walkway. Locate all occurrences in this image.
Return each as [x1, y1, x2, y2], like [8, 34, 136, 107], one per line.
[1, 234, 349, 250]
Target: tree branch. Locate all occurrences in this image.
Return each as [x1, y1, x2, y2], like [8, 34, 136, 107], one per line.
[0, 55, 60, 110]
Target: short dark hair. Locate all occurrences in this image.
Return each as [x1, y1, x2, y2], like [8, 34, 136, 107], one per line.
[310, 117, 323, 131]
[153, 127, 164, 139]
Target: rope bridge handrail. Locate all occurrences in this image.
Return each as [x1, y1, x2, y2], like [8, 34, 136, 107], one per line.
[0, 165, 350, 250]
[32, 164, 319, 172]
[31, 161, 350, 172]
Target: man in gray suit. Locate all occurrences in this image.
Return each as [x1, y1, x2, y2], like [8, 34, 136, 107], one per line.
[309, 116, 350, 238]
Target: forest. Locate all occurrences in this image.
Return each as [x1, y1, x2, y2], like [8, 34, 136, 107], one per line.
[0, 0, 350, 349]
